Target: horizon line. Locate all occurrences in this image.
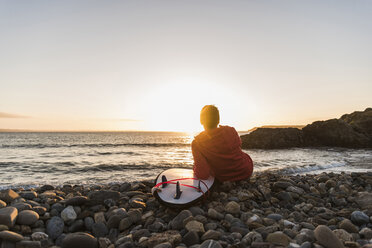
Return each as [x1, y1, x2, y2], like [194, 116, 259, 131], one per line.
[0, 125, 306, 133]
[0, 128, 193, 133]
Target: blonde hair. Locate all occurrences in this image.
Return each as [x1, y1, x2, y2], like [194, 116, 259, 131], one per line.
[200, 105, 220, 129]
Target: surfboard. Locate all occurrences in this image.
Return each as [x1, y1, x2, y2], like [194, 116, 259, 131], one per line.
[152, 168, 215, 208]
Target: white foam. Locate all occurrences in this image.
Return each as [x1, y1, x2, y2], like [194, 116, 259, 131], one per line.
[257, 161, 347, 175]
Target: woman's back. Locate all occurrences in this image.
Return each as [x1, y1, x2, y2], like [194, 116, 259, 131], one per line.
[192, 125, 253, 181]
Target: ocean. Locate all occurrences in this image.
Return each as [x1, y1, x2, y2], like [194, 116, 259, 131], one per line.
[1, 132, 372, 189]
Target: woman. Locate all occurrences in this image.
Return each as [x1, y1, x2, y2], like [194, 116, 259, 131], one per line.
[192, 105, 254, 182]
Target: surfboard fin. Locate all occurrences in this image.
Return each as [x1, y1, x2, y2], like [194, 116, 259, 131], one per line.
[161, 175, 168, 188]
[197, 180, 202, 192]
[151, 187, 162, 195]
[174, 181, 182, 199]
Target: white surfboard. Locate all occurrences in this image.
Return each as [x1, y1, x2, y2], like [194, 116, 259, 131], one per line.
[152, 168, 215, 207]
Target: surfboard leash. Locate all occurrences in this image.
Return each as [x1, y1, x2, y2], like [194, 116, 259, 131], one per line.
[151, 177, 210, 199]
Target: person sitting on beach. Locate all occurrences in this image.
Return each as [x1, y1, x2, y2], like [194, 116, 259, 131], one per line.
[192, 105, 254, 182]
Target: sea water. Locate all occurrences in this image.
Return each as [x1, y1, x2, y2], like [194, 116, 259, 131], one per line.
[0, 132, 371, 189]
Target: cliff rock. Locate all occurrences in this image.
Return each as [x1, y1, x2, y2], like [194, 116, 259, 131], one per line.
[241, 128, 303, 149]
[241, 108, 372, 149]
[302, 119, 370, 148]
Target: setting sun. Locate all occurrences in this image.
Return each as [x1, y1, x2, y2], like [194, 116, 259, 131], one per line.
[134, 77, 242, 132]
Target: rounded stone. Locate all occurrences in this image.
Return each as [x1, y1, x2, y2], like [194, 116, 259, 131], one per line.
[283, 220, 296, 228]
[111, 207, 128, 218]
[299, 241, 311, 248]
[61, 205, 77, 223]
[351, 211, 369, 226]
[98, 237, 111, 248]
[0, 224, 8, 231]
[182, 231, 200, 246]
[242, 231, 263, 245]
[129, 199, 146, 209]
[185, 220, 205, 233]
[119, 217, 133, 231]
[84, 216, 94, 231]
[170, 210, 193, 230]
[325, 179, 337, 188]
[267, 213, 283, 221]
[189, 206, 205, 216]
[201, 230, 222, 241]
[0, 206, 18, 228]
[40, 185, 54, 191]
[15, 240, 42, 247]
[19, 191, 38, 200]
[31, 232, 49, 241]
[0, 189, 19, 203]
[65, 196, 88, 206]
[128, 209, 142, 223]
[146, 230, 182, 247]
[339, 219, 359, 233]
[46, 216, 65, 239]
[208, 208, 223, 220]
[333, 229, 353, 242]
[0, 200, 6, 208]
[205, 222, 218, 231]
[225, 201, 240, 214]
[273, 181, 292, 189]
[266, 232, 290, 246]
[153, 242, 172, 248]
[107, 214, 121, 229]
[314, 225, 344, 248]
[62, 232, 98, 248]
[51, 202, 64, 212]
[11, 202, 32, 212]
[33, 206, 47, 216]
[132, 229, 151, 241]
[92, 222, 108, 238]
[68, 219, 85, 232]
[56, 233, 67, 247]
[17, 210, 39, 225]
[359, 227, 372, 239]
[0, 230, 24, 242]
[200, 239, 222, 248]
[277, 191, 293, 202]
[93, 211, 105, 224]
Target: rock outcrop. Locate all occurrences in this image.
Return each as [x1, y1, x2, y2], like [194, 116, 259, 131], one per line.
[302, 118, 370, 148]
[241, 108, 372, 149]
[241, 128, 303, 149]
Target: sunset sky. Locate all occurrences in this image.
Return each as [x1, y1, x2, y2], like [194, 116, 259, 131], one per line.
[1, 1, 371, 132]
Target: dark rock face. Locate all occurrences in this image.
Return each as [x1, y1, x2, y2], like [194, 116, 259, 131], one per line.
[241, 128, 303, 149]
[340, 107, 372, 137]
[302, 119, 370, 147]
[241, 108, 372, 149]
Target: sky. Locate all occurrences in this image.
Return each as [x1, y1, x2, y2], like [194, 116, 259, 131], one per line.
[1, 0, 371, 132]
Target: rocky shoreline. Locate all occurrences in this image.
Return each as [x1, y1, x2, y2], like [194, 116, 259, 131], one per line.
[0, 172, 372, 248]
[241, 108, 372, 149]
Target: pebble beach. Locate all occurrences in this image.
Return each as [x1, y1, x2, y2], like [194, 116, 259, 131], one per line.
[0, 172, 372, 248]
